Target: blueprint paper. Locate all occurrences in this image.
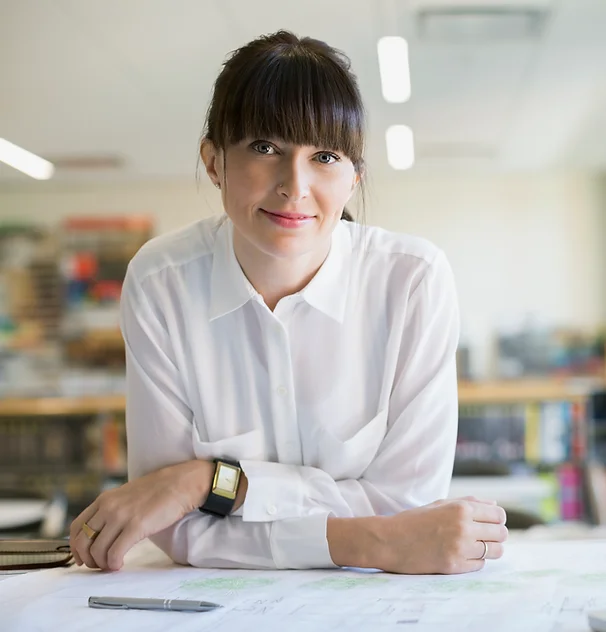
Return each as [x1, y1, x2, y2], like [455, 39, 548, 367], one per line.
[1, 539, 605, 631]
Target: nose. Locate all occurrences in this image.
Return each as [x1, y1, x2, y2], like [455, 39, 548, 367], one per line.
[277, 160, 310, 202]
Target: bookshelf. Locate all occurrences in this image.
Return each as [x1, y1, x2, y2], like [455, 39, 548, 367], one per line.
[457, 379, 602, 405]
[454, 378, 606, 526]
[0, 395, 126, 417]
[1, 378, 603, 524]
[1, 378, 602, 417]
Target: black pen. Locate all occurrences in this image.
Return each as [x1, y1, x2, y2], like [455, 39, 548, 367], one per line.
[88, 596, 222, 612]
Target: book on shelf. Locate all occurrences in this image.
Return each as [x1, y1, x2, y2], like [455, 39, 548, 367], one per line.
[457, 401, 588, 468]
[455, 401, 590, 521]
[0, 412, 127, 508]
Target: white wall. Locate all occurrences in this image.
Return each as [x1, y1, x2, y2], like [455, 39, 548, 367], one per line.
[1, 172, 604, 377]
[364, 172, 606, 375]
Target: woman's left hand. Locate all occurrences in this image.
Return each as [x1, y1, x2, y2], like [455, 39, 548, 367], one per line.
[69, 459, 212, 571]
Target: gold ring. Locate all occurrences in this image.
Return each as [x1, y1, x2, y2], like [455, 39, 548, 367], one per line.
[81, 522, 99, 541]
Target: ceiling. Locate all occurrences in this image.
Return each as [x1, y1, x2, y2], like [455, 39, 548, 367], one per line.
[1, 0, 606, 183]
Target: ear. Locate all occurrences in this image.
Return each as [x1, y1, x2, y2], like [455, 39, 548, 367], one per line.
[200, 138, 223, 188]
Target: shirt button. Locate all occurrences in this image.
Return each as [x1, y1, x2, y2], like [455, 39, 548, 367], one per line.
[266, 504, 277, 516]
[277, 385, 288, 396]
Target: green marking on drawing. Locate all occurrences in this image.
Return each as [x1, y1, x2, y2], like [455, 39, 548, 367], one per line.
[180, 577, 277, 591]
[411, 580, 517, 594]
[571, 573, 606, 584]
[304, 577, 390, 590]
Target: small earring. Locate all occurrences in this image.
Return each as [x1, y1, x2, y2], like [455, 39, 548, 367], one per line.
[215, 182, 221, 189]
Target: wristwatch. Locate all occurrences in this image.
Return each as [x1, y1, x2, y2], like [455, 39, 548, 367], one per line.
[199, 458, 242, 518]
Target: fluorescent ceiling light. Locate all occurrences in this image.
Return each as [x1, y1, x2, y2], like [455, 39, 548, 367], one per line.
[0, 138, 54, 179]
[377, 36, 411, 103]
[386, 125, 415, 170]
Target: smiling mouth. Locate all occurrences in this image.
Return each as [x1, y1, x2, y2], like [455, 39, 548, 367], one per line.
[261, 209, 314, 220]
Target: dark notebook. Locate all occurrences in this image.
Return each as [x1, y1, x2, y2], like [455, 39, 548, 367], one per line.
[0, 539, 73, 571]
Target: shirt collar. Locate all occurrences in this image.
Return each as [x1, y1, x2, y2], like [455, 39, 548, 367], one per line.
[209, 217, 353, 324]
[301, 220, 352, 324]
[209, 218, 256, 321]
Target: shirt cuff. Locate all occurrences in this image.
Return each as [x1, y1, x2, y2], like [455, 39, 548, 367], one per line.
[270, 512, 337, 569]
[239, 460, 304, 522]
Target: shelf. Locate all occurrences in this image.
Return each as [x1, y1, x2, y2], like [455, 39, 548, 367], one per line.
[458, 379, 603, 404]
[0, 395, 126, 417]
[0, 379, 603, 416]
[80, 329, 123, 345]
[65, 329, 124, 349]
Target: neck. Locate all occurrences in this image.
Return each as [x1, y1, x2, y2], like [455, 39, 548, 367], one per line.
[232, 232, 331, 312]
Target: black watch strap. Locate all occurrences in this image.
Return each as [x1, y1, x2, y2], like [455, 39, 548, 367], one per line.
[199, 458, 241, 518]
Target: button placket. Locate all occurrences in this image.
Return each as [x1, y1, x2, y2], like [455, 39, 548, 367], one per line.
[266, 318, 301, 464]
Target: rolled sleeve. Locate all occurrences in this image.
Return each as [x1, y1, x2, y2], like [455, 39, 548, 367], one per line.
[239, 460, 305, 521]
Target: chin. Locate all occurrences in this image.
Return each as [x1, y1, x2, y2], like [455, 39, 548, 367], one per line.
[257, 233, 315, 259]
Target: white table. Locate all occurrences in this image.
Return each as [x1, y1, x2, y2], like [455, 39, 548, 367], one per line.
[0, 536, 605, 631]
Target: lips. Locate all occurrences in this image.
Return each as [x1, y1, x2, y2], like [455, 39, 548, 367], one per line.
[261, 209, 314, 220]
[260, 209, 315, 229]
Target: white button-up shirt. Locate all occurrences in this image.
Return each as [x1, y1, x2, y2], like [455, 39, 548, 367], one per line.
[121, 215, 460, 570]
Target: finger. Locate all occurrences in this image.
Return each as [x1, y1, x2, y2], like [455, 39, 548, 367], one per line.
[70, 533, 83, 567]
[106, 523, 143, 571]
[460, 495, 497, 505]
[467, 540, 505, 561]
[443, 558, 486, 575]
[458, 559, 486, 574]
[470, 502, 507, 525]
[473, 522, 509, 544]
[69, 502, 97, 540]
[74, 512, 104, 570]
[69, 504, 98, 566]
[89, 521, 123, 571]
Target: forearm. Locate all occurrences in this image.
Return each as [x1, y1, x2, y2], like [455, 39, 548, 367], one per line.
[160, 459, 390, 570]
[326, 515, 387, 568]
[151, 513, 277, 569]
[152, 510, 336, 570]
[237, 460, 408, 523]
[238, 460, 453, 526]
[157, 512, 387, 571]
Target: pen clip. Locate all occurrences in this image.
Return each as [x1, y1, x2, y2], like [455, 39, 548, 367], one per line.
[88, 597, 129, 610]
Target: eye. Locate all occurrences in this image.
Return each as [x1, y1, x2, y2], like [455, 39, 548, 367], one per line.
[315, 152, 340, 165]
[251, 141, 277, 155]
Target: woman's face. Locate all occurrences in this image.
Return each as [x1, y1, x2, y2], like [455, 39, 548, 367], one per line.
[203, 138, 359, 262]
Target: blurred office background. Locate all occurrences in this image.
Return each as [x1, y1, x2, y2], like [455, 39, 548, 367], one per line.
[0, 0, 605, 537]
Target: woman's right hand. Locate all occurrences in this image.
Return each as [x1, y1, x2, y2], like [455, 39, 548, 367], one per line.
[371, 497, 508, 574]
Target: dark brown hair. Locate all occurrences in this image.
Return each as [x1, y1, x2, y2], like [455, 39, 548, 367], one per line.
[202, 30, 366, 222]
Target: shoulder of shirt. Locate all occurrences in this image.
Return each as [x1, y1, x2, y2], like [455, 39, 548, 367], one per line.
[344, 221, 445, 268]
[126, 215, 224, 283]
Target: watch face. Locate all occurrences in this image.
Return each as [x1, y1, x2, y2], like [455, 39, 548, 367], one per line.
[215, 463, 238, 493]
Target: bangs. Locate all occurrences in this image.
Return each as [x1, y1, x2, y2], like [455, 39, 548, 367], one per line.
[214, 50, 365, 165]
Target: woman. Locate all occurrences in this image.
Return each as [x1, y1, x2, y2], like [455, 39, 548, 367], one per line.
[70, 30, 507, 574]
